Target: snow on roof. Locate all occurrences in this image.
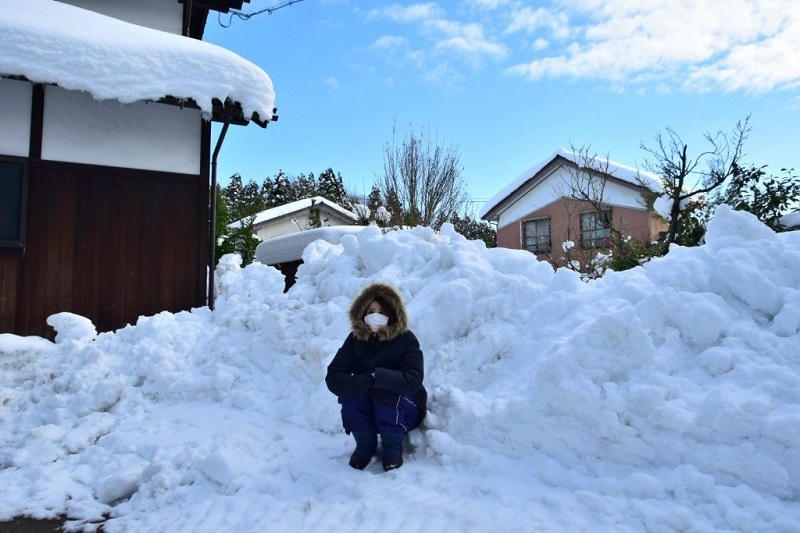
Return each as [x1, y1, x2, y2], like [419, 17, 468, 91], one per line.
[0, 0, 274, 123]
[479, 148, 662, 219]
[255, 225, 367, 265]
[248, 197, 358, 227]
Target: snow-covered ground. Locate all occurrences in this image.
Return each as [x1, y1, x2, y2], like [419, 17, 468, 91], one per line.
[1, 206, 799, 532]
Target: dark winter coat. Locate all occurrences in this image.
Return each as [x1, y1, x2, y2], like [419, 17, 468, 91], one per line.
[325, 283, 427, 417]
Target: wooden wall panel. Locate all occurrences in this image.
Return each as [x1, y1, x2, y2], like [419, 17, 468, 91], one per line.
[0, 250, 21, 333]
[17, 162, 77, 336]
[18, 161, 208, 338]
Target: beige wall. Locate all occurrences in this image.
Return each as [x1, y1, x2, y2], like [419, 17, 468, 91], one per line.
[41, 86, 202, 174]
[0, 79, 31, 157]
[59, 0, 183, 34]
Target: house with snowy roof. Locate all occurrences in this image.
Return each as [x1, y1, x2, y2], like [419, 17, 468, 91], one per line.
[236, 196, 359, 291]
[480, 149, 667, 269]
[244, 196, 359, 241]
[0, 0, 275, 337]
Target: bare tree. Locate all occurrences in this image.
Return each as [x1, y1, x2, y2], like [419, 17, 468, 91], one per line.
[549, 145, 656, 277]
[641, 116, 751, 246]
[380, 124, 468, 229]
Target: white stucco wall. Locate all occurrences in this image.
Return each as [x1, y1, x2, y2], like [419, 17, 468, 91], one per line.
[41, 86, 202, 174]
[58, 0, 183, 34]
[254, 210, 360, 241]
[0, 78, 32, 157]
[256, 217, 305, 241]
[497, 166, 649, 229]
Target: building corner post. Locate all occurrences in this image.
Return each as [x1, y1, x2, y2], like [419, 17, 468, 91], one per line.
[209, 121, 229, 311]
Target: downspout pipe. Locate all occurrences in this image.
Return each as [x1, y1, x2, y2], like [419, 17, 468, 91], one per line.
[209, 120, 230, 311]
[182, 0, 193, 37]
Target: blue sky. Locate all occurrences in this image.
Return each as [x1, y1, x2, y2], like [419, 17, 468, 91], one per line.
[205, 0, 800, 212]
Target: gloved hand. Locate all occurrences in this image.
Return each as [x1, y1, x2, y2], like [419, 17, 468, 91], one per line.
[350, 372, 375, 398]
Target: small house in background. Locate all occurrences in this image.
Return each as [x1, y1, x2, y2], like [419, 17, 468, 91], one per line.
[0, 0, 275, 337]
[241, 196, 359, 291]
[480, 149, 666, 269]
[247, 196, 359, 241]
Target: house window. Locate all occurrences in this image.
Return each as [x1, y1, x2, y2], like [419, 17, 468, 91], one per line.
[523, 218, 551, 254]
[0, 160, 25, 246]
[581, 210, 611, 248]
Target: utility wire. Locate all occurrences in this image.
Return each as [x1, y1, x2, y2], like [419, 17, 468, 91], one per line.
[218, 0, 305, 27]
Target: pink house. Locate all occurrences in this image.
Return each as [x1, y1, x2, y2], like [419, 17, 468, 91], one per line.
[480, 149, 667, 270]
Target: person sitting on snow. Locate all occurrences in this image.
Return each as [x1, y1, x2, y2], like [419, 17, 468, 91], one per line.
[325, 282, 427, 471]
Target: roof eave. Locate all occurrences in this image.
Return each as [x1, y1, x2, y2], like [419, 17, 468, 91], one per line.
[182, 0, 251, 39]
[210, 98, 276, 128]
[0, 77, 275, 129]
[481, 152, 657, 221]
[481, 155, 569, 221]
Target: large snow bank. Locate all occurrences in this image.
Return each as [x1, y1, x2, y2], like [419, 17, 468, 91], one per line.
[1, 206, 799, 532]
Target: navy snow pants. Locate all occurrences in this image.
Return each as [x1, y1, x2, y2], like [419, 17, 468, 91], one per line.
[339, 395, 421, 436]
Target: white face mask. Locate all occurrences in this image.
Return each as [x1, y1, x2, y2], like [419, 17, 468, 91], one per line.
[364, 312, 389, 332]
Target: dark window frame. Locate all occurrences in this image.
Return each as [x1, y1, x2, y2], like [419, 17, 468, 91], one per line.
[523, 217, 551, 254]
[0, 156, 28, 248]
[580, 209, 612, 249]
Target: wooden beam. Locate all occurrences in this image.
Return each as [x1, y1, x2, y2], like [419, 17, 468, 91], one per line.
[158, 96, 273, 128]
[179, 0, 249, 14]
[181, 0, 252, 38]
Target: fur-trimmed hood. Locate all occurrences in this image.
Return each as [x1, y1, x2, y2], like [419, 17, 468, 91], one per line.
[349, 282, 408, 342]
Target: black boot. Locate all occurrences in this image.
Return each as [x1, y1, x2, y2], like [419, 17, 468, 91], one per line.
[380, 432, 404, 471]
[348, 431, 377, 470]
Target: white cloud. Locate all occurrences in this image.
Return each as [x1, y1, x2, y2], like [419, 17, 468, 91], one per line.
[358, 0, 799, 93]
[368, 34, 427, 70]
[532, 38, 549, 51]
[468, 0, 513, 9]
[506, 6, 571, 40]
[370, 34, 409, 51]
[366, 2, 508, 68]
[505, 0, 800, 93]
[366, 3, 443, 23]
[323, 76, 339, 90]
[431, 20, 508, 62]
[423, 62, 465, 89]
[685, 24, 800, 92]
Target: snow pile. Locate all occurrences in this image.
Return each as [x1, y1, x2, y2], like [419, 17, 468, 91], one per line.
[255, 225, 366, 265]
[1, 206, 799, 532]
